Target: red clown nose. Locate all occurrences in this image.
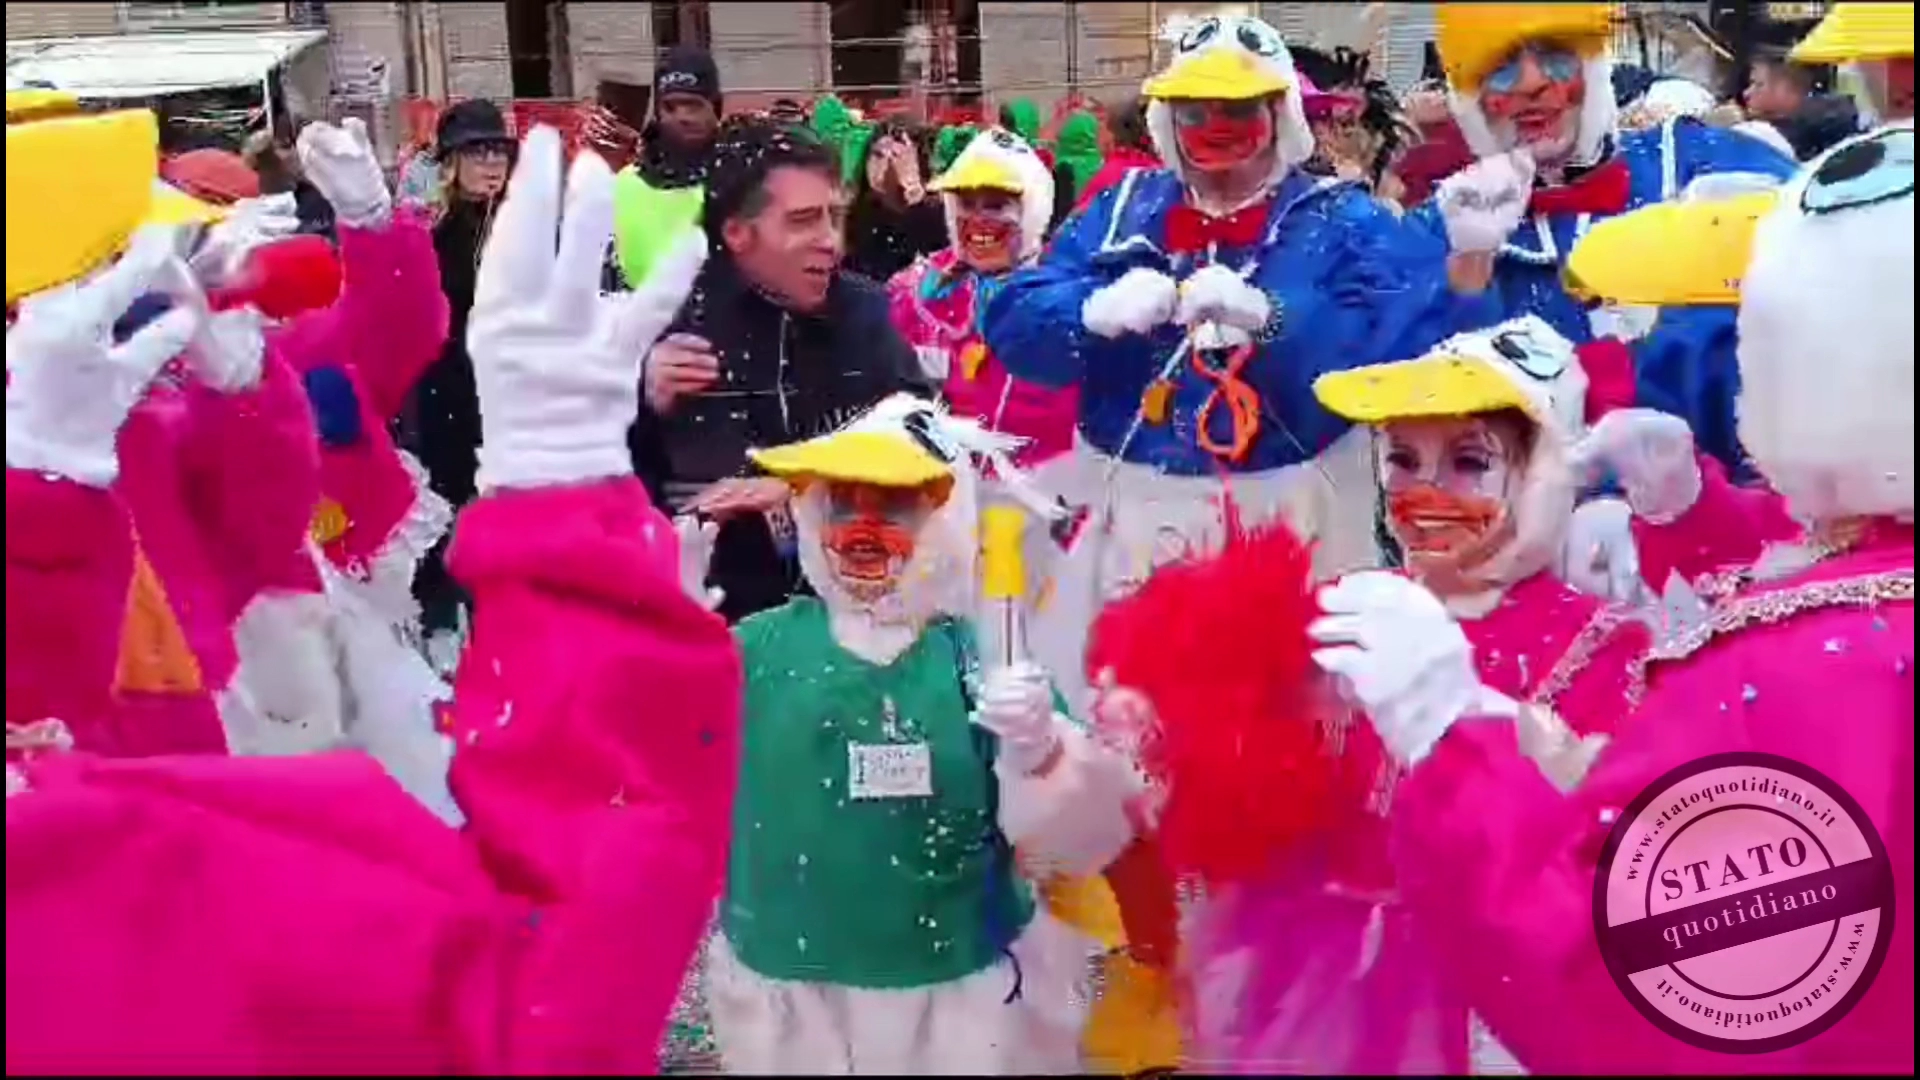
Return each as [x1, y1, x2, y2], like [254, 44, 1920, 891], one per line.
[208, 235, 343, 320]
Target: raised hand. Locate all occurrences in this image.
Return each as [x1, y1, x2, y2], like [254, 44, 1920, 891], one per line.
[6, 226, 200, 487]
[297, 118, 392, 228]
[468, 126, 708, 493]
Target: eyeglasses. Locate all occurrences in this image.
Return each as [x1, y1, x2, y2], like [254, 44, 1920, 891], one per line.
[1800, 127, 1914, 216]
[1482, 43, 1584, 96]
[1170, 100, 1267, 127]
[457, 140, 516, 162]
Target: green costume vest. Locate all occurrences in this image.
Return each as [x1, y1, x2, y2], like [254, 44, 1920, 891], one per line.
[613, 167, 703, 288]
[721, 597, 1035, 989]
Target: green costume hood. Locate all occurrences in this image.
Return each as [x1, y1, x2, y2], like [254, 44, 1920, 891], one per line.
[810, 94, 876, 187]
[1052, 110, 1105, 199]
[932, 124, 979, 175]
[999, 98, 1043, 144]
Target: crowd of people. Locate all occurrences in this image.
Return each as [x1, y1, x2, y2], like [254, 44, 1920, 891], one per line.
[4, 1, 1913, 1075]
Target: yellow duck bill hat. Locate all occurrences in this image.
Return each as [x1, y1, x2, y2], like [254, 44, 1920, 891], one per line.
[1313, 315, 1585, 436]
[1143, 13, 1295, 102]
[1567, 125, 1914, 307]
[747, 394, 980, 499]
[929, 128, 1028, 194]
[6, 107, 227, 305]
[1436, 2, 1615, 92]
[1792, 3, 1914, 64]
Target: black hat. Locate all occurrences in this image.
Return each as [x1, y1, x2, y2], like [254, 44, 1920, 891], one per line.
[436, 99, 512, 160]
[655, 44, 722, 109]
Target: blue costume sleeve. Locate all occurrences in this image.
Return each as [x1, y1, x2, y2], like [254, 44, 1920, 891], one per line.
[981, 185, 1125, 389]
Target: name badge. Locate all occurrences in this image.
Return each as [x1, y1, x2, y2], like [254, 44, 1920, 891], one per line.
[848, 742, 934, 800]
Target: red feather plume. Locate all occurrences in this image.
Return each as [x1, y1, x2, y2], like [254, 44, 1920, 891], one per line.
[1086, 515, 1363, 890]
[209, 235, 343, 321]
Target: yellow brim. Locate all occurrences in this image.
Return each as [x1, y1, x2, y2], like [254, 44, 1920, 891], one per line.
[1564, 191, 1777, 307]
[6, 109, 160, 304]
[1791, 6, 1915, 64]
[747, 429, 954, 490]
[5, 88, 80, 122]
[146, 184, 228, 227]
[1313, 353, 1540, 426]
[1144, 48, 1292, 102]
[931, 154, 1025, 194]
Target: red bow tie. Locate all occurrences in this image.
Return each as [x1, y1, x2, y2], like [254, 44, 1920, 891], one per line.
[1165, 201, 1270, 254]
[1528, 157, 1632, 216]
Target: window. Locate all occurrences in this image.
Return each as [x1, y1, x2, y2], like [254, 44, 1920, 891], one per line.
[651, 1, 712, 51]
[119, 1, 289, 32]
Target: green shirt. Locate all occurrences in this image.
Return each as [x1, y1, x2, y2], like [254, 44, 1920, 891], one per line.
[722, 597, 1035, 989]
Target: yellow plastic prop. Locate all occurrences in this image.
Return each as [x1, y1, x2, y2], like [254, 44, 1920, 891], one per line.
[1564, 191, 1777, 308]
[1083, 952, 1185, 1076]
[6, 109, 163, 304]
[1145, 45, 1293, 102]
[1793, 3, 1914, 64]
[1313, 352, 1547, 427]
[980, 504, 1029, 602]
[1436, 3, 1614, 92]
[114, 539, 205, 696]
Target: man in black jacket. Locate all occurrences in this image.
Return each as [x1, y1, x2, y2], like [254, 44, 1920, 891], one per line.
[634, 119, 933, 622]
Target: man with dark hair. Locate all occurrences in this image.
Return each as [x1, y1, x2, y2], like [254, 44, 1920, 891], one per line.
[612, 45, 725, 288]
[1745, 49, 1860, 160]
[633, 118, 933, 621]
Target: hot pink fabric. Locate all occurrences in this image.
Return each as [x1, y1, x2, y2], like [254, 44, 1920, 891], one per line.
[1389, 528, 1914, 1074]
[1633, 455, 1803, 591]
[6, 477, 744, 1074]
[887, 249, 1078, 468]
[269, 211, 450, 579]
[4, 473, 134, 735]
[1076, 148, 1162, 212]
[1192, 571, 1645, 1074]
[104, 346, 320, 755]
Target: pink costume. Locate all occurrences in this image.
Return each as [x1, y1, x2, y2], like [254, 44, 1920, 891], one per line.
[7, 477, 744, 1073]
[889, 249, 1078, 470]
[1388, 523, 1913, 1074]
[1190, 571, 1646, 1074]
[887, 127, 1077, 473]
[271, 210, 450, 582]
[104, 340, 320, 756]
[1633, 455, 1803, 592]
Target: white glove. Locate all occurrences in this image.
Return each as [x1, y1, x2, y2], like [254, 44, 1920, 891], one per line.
[297, 118, 392, 229]
[674, 515, 724, 611]
[1557, 498, 1648, 605]
[1174, 263, 1270, 332]
[190, 193, 302, 283]
[1436, 149, 1535, 254]
[1082, 267, 1179, 339]
[1310, 572, 1516, 767]
[973, 662, 1062, 776]
[469, 127, 708, 492]
[1569, 408, 1703, 524]
[5, 226, 200, 487]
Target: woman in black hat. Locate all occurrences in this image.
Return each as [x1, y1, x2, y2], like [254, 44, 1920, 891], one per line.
[406, 99, 518, 663]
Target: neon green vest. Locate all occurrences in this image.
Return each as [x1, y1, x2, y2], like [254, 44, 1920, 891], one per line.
[613, 167, 704, 287]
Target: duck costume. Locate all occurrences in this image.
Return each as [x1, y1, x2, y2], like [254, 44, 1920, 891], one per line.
[697, 394, 1140, 1074]
[1412, 2, 1797, 486]
[983, 12, 1457, 715]
[887, 126, 1079, 492]
[9, 126, 744, 1074]
[7, 102, 324, 760]
[1311, 120, 1913, 1073]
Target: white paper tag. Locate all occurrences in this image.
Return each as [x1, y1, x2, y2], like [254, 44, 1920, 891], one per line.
[848, 742, 934, 800]
[915, 345, 953, 381]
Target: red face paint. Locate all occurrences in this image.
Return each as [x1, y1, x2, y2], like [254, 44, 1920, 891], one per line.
[1171, 100, 1275, 170]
